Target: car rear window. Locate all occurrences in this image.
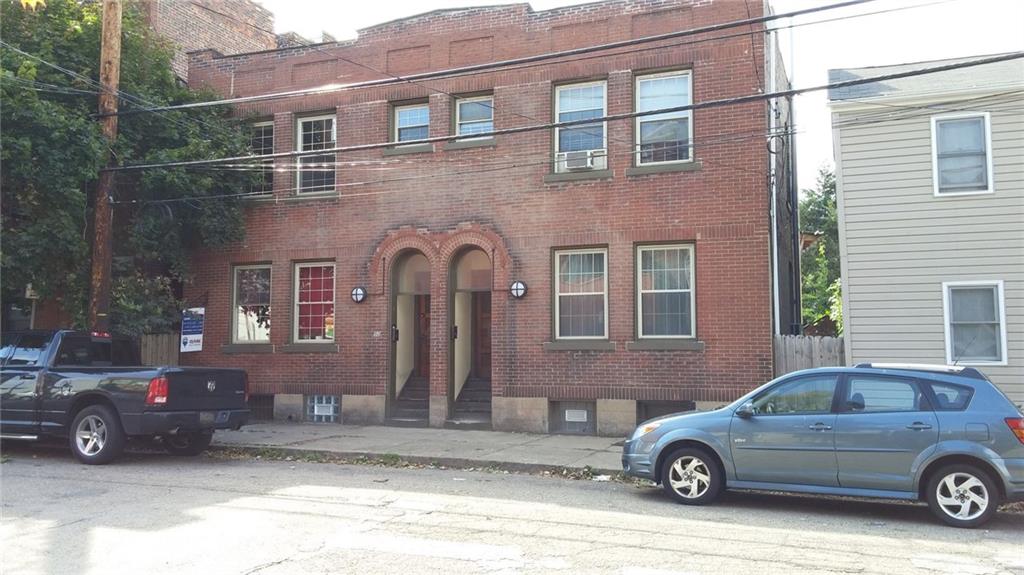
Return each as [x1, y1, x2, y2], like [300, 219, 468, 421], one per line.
[928, 382, 974, 411]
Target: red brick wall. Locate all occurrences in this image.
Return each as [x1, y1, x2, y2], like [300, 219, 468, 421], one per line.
[182, 0, 779, 405]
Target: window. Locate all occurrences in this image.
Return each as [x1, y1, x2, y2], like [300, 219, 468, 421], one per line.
[635, 71, 692, 165]
[54, 337, 136, 367]
[931, 113, 992, 195]
[751, 374, 838, 415]
[554, 249, 607, 339]
[296, 115, 336, 194]
[250, 122, 274, 195]
[928, 382, 973, 411]
[554, 81, 606, 171]
[637, 245, 695, 338]
[5, 333, 51, 366]
[294, 263, 335, 342]
[844, 376, 923, 413]
[307, 394, 339, 423]
[233, 265, 271, 343]
[456, 96, 494, 138]
[943, 281, 1006, 364]
[394, 104, 430, 143]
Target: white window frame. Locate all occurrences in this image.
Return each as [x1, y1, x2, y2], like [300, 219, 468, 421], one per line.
[250, 121, 274, 195]
[393, 103, 430, 144]
[295, 114, 337, 194]
[232, 264, 272, 344]
[634, 70, 694, 166]
[554, 80, 607, 155]
[942, 280, 1007, 366]
[455, 95, 494, 139]
[930, 112, 994, 197]
[293, 262, 336, 343]
[554, 248, 609, 340]
[636, 244, 696, 339]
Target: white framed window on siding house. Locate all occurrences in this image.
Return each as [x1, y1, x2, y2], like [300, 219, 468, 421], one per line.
[296, 115, 336, 194]
[394, 103, 430, 143]
[249, 122, 274, 195]
[293, 263, 335, 342]
[942, 280, 1007, 365]
[637, 244, 695, 338]
[554, 81, 607, 173]
[456, 96, 494, 138]
[233, 265, 271, 343]
[931, 112, 993, 196]
[635, 71, 693, 165]
[554, 248, 608, 339]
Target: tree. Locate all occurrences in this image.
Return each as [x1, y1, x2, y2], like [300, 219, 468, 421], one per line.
[799, 167, 842, 334]
[1, 0, 254, 335]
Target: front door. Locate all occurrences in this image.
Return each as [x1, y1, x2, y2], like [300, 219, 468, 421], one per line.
[834, 374, 939, 492]
[413, 295, 431, 378]
[471, 292, 491, 380]
[730, 373, 840, 487]
[0, 333, 52, 435]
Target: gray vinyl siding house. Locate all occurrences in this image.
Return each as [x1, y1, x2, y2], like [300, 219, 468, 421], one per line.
[829, 55, 1024, 403]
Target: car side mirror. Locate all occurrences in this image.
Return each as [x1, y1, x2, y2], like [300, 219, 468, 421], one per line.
[736, 402, 755, 419]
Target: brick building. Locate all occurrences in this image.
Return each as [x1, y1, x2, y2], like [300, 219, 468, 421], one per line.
[182, 0, 800, 434]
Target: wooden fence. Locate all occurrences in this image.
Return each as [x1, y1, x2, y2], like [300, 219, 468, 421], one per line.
[774, 335, 845, 376]
[140, 333, 179, 366]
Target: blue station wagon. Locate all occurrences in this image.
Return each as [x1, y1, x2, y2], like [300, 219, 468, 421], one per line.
[622, 364, 1024, 528]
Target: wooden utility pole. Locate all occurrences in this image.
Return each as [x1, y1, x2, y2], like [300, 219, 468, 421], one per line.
[88, 0, 122, 331]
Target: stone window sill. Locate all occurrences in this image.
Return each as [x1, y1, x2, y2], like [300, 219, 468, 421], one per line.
[221, 343, 274, 354]
[282, 191, 339, 202]
[280, 343, 339, 353]
[443, 137, 496, 151]
[383, 143, 434, 156]
[543, 340, 616, 352]
[543, 169, 613, 184]
[626, 339, 705, 352]
[625, 160, 702, 177]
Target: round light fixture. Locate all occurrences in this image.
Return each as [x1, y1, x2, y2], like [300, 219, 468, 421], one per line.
[351, 286, 367, 303]
[509, 280, 527, 299]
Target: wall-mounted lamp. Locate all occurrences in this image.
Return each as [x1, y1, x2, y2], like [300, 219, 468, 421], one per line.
[509, 280, 527, 299]
[351, 286, 367, 303]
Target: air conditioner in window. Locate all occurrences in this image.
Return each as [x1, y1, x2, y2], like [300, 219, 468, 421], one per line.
[555, 149, 606, 173]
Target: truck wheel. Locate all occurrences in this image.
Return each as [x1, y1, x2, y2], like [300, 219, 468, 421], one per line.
[69, 405, 126, 465]
[163, 431, 214, 456]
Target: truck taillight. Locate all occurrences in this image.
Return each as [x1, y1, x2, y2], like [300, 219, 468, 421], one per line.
[145, 376, 169, 405]
[1007, 418, 1024, 444]
[244, 374, 250, 403]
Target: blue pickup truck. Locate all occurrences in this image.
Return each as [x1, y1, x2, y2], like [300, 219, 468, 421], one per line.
[0, 330, 249, 464]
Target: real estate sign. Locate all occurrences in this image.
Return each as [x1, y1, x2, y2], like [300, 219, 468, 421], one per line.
[181, 307, 206, 352]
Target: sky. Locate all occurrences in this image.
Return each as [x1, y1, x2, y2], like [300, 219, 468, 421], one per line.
[255, 0, 1024, 193]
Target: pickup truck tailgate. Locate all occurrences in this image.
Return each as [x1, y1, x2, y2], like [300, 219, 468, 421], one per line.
[162, 368, 247, 411]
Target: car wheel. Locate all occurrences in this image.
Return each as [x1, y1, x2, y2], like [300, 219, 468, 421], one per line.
[163, 431, 214, 456]
[926, 464, 1000, 528]
[69, 405, 126, 465]
[661, 448, 723, 506]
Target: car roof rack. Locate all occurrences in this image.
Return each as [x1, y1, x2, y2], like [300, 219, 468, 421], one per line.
[853, 363, 986, 380]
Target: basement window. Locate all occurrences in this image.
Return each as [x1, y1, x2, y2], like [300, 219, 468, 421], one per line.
[307, 395, 339, 423]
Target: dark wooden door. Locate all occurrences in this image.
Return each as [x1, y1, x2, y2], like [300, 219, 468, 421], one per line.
[414, 295, 430, 378]
[471, 292, 491, 379]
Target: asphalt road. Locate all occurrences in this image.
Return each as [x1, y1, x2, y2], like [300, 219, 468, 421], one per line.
[2, 445, 1022, 575]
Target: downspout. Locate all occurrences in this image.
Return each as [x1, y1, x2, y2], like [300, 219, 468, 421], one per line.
[768, 17, 781, 336]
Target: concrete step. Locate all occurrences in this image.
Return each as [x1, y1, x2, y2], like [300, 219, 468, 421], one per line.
[444, 416, 492, 431]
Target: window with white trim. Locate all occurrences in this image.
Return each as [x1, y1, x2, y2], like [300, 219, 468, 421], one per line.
[233, 265, 271, 343]
[554, 249, 607, 339]
[456, 96, 494, 137]
[931, 113, 992, 195]
[249, 122, 274, 195]
[637, 245, 695, 338]
[554, 81, 606, 170]
[394, 104, 430, 142]
[294, 263, 335, 342]
[296, 115, 336, 194]
[635, 71, 692, 165]
[943, 281, 1006, 364]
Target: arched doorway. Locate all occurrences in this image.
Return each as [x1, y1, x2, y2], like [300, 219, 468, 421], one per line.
[390, 251, 430, 425]
[448, 248, 492, 427]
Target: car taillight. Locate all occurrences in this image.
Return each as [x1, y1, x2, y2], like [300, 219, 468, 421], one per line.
[1006, 418, 1024, 444]
[145, 376, 169, 405]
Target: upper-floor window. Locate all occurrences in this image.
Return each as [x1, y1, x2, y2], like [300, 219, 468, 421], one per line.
[554, 248, 607, 340]
[394, 103, 430, 143]
[635, 71, 692, 165]
[250, 122, 274, 195]
[456, 96, 494, 138]
[294, 263, 335, 342]
[554, 81, 607, 172]
[943, 280, 1006, 365]
[233, 265, 271, 344]
[931, 113, 993, 196]
[637, 244, 695, 338]
[296, 115, 336, 194]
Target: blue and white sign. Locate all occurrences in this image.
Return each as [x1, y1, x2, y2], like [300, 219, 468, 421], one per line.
[181, 307, 206, 352]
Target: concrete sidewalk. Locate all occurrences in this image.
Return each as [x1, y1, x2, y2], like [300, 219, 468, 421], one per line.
[213, 422, 624, 474]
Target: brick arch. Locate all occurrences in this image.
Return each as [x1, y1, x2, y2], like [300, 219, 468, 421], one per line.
[438, 227, 512, 281]
[369, 229, 441, 295]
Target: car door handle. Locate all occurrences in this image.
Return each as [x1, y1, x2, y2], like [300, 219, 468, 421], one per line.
[906, 422, 933, 431]
[19, 374, 36, 380]
[808, 422, 833, 431]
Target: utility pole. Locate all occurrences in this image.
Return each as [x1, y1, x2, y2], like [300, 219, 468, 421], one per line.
[88, 0, 122, 331]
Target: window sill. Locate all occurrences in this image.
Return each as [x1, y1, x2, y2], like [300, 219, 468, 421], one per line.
[242, 193, 275, 203]
[934, 188, 994, 197]
[221, 343, 274, 354]
[543, 340, 616, 352]
[281, 343, 339, 353]
[626, 339, 705, 352]
[383, 143, 434, 156]
[625, 160, 702, 177]
[282, 191, 339, 202]
[543, 169, 613, 184]
[443, 137, 496, 151]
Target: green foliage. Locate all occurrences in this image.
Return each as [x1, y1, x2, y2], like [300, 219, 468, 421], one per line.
[1, 0, 254, 334]
[799, 168, 841, 333]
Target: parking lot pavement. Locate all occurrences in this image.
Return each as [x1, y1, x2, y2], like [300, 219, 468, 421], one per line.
[3, 446, 1022, 575]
